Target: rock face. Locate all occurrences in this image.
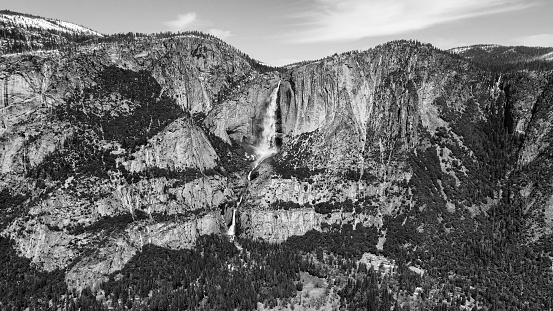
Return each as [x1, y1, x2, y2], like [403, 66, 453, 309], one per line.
[237, 42, 553, 244]
[508, 78, 553, 238]
[1, 35, 553, 293]
[0, 35, 258, 290]
[243, 208, 380, 242]
[203, 74, 281, 144]
[279, 46, 428, 142]
[127, 117, 219, 172]
[235, 44, 475, 238]
[246, 208, 320, 242]
[65, 212, 222, 291]
[517, 79, 553, 167]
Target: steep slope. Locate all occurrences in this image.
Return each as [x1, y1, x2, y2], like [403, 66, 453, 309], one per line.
[508, 76, 553, 239]
[227, 42, 514, 237]
[0, 10, 102, 54]
[0, 33, 271, 291]
[238, 42, 553, 248]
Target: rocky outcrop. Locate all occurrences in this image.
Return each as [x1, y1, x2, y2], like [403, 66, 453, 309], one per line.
[127, 118, 219, 172]
[279, 46, 425, 142]
[506, 77, 553, 237]
[7, 207, 224, 291]
[0, 117, 72, 176]
[127, 213, 222, 248]
[0, 57, 75, 175]
[65, 212, 223, 292]
[517, 78, 553, 166]
[203, 74, 281, 144]
[1, 35, 255, 292]
[114, 175, 233, 214]
[111, 36, 256, 116]
[244, 208, 320, 242]
[6, 222, 76, 271]
[242, 207, 380, 243]
[65, 236, 137, 292]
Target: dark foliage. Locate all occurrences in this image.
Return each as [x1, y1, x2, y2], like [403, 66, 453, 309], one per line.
[338, 264, 395, 311]
[25, 132, 117, 183]
[271, 200, 302, 210]
[100, 235, 301, 310]
[0, 237, 68, 310]
[286, 224, 379, 260]
[341, 169, 379, 182]
[455, 45, 553, 72]
[313, 199, 356, 214]
[202, 126, 250, 174]
[57, 66, 185, 152]
[95, 226, 403, 310]
[69, 212, 148, 236]
[408, 145, 447, 210]
[122, 166, 216, 185]
[0, 188, 26, 229]
[273, 132, 325, 180]
[381, 206, 553, 310]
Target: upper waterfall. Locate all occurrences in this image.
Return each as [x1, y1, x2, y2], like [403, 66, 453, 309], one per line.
[252, 81, 281, 169]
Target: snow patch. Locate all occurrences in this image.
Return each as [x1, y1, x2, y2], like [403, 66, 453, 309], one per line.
[0, 13, 103, 37]
[448, 44, 501, 54]
[538, 51, 553, 61]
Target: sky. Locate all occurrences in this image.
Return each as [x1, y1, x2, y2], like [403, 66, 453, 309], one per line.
[3, 0, 553, 66]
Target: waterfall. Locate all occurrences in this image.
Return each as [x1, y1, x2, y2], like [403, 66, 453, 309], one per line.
[252, 81, 281, 170]
[227, 81, 281, 240]
[227, 208, 237, 240]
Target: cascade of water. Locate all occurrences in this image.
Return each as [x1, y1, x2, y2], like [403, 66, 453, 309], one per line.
[227, 208, 237, 240]
[227, 81, 281, 239]
[252, 81, 281, 170]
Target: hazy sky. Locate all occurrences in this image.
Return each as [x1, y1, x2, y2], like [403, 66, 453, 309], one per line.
[3, 0, 553, 66]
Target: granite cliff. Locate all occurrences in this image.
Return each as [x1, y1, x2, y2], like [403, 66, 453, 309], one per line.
[1, 28, 553, 305]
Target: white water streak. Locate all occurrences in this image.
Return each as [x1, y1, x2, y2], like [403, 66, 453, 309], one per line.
[227, 208, 237, 240]
[253, 81, 281, 169]
[228, 82, 281, 239]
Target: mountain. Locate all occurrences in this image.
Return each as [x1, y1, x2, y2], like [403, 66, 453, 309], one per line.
[449, 44, 553, 71]
[0, 10, 103, 54]
[1, 11, 553, 310]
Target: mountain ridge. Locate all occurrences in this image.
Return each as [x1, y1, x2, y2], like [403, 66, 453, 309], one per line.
[1, 10, 553, 310]
[0, 9, 102, 36]
[0, 9, 103, 54]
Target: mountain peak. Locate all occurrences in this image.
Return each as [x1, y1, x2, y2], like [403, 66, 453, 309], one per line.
[0, 10, 102, 36]
[0, 10, 102, 54]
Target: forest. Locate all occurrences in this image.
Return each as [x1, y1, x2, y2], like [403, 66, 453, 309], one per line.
[5, 208, 551, 310]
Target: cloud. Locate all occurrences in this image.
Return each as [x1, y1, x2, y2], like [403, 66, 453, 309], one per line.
[164, 12, 198, 31]
[514, 34, 553, 47]
[208, 28, 232, 39]
[164, 13, 231, 39]
[290, 0, 532, 43]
